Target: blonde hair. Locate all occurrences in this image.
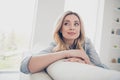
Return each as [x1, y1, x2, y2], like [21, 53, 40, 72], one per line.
[53, 11, 85, 52]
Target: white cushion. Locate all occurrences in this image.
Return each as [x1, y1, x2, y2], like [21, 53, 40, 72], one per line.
[30, 71, 53, 80]
[47, 60, 120, 80]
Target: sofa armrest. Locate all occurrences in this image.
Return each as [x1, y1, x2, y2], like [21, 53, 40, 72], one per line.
[20, 71, 53, 80]
[20, 72, 31, 80]
[30, 71, 53, 80]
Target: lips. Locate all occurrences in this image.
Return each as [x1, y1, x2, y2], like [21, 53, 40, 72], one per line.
[67, 32, 76, 35]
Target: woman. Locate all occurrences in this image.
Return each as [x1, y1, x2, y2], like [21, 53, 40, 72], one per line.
[20, 11, 107, 74]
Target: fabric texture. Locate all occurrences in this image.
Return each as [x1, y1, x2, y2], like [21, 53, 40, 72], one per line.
[30, 71, 53, 80]
[47, 60, 120, 80]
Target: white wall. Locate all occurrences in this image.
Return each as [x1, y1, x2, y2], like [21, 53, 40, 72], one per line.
[94, 0, 105, 56]
[31, 0, 65, 50]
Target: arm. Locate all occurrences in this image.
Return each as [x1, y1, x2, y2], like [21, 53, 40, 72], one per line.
[20, 42, 63, 74]
[28, 51, 66, 73]
[28, 49, 91, 73]
[20, 42, 95, 74]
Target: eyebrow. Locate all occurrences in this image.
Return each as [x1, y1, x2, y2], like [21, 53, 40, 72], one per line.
[64, 20, 70, 22]
[74, 20, 79, 23]
[64, 20, 79, 23]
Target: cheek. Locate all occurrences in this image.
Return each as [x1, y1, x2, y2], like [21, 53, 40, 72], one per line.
[76, 29, 80, 36]
[61, 28, 68, 35]
[62, 31, 68, 37]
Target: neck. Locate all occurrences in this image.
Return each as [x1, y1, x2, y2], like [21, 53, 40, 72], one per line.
[63, 39, 76, 49]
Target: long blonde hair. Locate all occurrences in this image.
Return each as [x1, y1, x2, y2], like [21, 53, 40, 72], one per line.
[53, 11, 85, 52]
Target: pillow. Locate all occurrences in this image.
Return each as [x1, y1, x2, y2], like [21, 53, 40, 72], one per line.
[30, 70, 53, 80]
[47, 59, 120, 80]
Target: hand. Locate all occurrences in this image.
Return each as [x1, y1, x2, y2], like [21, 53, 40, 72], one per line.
[64, 57, 86, 64]
[63, 49, 91, 64]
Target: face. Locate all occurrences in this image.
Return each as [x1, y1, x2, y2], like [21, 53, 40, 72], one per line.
[61, 14, 80, 43]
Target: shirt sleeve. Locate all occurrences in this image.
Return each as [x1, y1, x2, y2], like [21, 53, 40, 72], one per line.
[20, 42, 56, 74]
[85, 38, 109, 69]
[20, 56, 32, 74]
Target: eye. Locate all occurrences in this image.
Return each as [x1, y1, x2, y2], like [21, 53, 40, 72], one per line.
[64, 22, 70, 26]
[74, 23, 79, 26]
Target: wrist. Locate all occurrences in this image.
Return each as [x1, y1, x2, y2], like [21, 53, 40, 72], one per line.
[60, 50, 69, 58]
[63, 51, 70, 58]
[56, 51, 67, 59]
[62, 50, 68, 58]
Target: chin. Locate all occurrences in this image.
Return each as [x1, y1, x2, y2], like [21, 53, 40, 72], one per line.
[67, 37, 77, 40]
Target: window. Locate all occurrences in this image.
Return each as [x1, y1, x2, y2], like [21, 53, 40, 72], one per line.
[0, 0, 35, 71]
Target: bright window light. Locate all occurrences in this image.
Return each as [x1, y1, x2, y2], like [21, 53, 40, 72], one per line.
[0, 0, 35, 71]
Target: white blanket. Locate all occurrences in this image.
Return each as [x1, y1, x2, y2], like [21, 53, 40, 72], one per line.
[47, 60, 120, 80]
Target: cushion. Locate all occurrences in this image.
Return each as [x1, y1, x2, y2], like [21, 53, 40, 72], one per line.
[47, 59, 120, 80]
[30, 71, 53, 80]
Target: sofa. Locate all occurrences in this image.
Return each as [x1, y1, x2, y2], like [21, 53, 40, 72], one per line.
[20, 71, 52, 80]
[21, 60, 120, 80]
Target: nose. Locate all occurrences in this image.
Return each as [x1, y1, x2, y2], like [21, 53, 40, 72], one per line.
[69, 25, 75, 30]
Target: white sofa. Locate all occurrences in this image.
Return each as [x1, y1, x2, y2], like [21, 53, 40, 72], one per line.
[30, 71, 53, 80]
[20, 71, 53, 80]
[21, 60, 120, 80]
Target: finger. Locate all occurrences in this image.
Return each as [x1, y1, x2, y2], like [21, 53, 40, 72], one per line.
[69, 59, 76, 62]
[78, 60, 85, 63]
[84, 60, 89, 64]
[75, 59, 81, 62]
[65, 58, 73, 62]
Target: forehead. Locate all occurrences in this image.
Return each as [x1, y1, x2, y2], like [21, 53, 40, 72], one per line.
[64, 14, 79, 22]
